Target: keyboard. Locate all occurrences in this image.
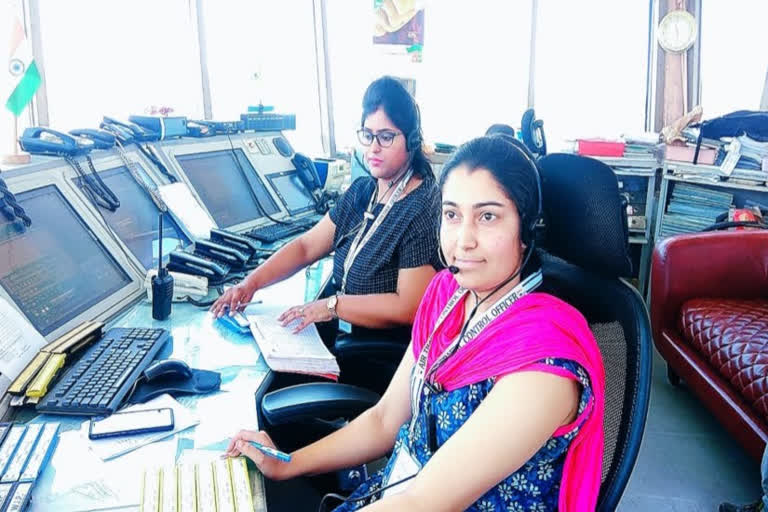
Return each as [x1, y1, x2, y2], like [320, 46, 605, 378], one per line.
[245, 216, 319, 243]
[36, 327, 169, 416]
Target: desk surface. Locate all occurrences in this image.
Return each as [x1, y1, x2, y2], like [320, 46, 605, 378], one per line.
[19, 259, 332, 512]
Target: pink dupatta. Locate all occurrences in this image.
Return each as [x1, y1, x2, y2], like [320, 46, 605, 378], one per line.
[411, 270, 606, 512]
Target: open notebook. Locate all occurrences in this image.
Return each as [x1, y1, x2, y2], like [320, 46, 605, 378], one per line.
[246, 312, 340, 381]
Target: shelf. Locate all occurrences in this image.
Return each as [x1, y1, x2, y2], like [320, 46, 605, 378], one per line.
[663, 173, 768, 193]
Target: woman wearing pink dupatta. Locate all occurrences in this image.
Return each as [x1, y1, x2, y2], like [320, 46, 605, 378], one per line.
[226, 136, 605, 512]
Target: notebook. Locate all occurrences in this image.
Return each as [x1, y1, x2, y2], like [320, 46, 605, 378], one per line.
[246, 311, 340, 381]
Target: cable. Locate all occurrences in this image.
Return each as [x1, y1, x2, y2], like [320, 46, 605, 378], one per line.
[317, 473, 418, 511]
[65, 156, 119, 211]
[0, 174, 32, 227]
[226, 133, 291, 225]
[136, 143, 177, 184]
[84, 155, 121, 208]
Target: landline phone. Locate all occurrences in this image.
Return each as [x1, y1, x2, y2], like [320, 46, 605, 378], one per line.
[167, 250, 230, 284]
[100, 117, 178, 184]
[144, 269, 208, 302]
[166, 236, 250, 284]
[19, 127, 121, 211]
[69, 129, 116, 150]
[291, 152, 328, 213]
[19, 127, 89, 157]
[209, 228, 269, 266]
[193, 239, 250, 271]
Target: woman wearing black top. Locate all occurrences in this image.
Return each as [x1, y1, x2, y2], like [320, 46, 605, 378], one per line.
[211, 76, 441, 338]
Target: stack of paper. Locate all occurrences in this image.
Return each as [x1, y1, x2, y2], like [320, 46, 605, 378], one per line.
[246, 312, 339, 380]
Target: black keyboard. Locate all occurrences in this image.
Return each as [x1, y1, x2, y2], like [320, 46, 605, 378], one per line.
[36, 327, 170, 416]
[245, 217, 319, 243]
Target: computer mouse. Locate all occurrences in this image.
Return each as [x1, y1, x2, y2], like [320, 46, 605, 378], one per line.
[272, 136, 293, 157]
[144, 359, 193, 382]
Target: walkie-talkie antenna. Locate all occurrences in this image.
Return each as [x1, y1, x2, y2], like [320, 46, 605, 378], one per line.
[158, 212, 164, 275]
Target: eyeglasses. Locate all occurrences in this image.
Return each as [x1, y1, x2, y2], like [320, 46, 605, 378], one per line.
[357, 129, 402, 148]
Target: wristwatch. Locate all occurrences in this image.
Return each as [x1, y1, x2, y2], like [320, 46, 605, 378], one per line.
[326, 294, 339, 319]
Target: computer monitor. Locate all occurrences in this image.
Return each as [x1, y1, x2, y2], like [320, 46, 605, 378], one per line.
[70, 165, 190, 270]
[266, 170, 315, 216]
[0, 185, 134, 336]
[174, 148, 280, 229]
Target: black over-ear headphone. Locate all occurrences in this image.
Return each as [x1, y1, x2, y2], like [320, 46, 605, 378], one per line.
[404, 101, 423, 153]
[502, 136, 543, 248]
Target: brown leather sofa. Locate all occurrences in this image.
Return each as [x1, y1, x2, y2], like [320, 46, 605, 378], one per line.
[651, 230, 768, 461]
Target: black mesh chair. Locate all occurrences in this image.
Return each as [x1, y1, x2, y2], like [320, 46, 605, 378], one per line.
[537, 153, 652, 510]
[260, 153, 652, 510]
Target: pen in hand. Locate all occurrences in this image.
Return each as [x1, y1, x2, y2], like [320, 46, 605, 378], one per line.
[248, 441, 291, 462]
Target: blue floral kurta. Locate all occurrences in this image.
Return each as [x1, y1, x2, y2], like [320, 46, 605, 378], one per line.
[333, 359, 593, 511]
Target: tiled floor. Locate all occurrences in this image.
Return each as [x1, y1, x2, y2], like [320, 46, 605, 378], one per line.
[618, 349, 762, 511]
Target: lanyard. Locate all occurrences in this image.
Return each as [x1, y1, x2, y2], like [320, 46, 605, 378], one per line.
[408, 270, 543, 438]
[339, 169, 413, 294]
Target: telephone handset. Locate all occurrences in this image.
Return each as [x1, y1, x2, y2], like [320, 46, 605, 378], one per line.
[167, 251, 230, 283]
[209, 228, 264, 262]
[69, 129, 116, 150]
[292, 152, 327, 212]
[193, 239, 250, 271]
[19, 127, 87, 156]
[101, 117, 177, 183]
[101, 116, 159, 142]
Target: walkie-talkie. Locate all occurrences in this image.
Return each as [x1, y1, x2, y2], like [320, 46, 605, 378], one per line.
[152, 213, 174, 320]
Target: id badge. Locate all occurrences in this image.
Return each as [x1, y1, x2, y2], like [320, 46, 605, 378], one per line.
[382, 446, 421, 498]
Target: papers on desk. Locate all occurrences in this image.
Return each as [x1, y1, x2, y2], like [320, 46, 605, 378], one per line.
[0, 298, 46, 388]
[246, 312, 339, 380]
[157, 182, 215, 239]
[86, 394, 199, 461]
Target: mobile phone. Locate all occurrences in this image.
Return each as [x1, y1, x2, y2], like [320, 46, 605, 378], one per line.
[218, 311, 250, 334]
[88, 407, 175, 440]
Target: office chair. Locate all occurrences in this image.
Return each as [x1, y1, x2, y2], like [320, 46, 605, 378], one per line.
[536, 153, 652, 510]
[260, 153, 652, 511]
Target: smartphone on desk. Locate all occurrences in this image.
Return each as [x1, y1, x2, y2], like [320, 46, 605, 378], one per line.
[88, 407, 175, 440]
[218, 310, 251, 335]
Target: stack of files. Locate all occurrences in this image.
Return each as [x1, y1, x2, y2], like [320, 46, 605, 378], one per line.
[141, 456, 255, 512]
[622, 132, 661, 157]
[246, 311, 340, 381]
[659, 183, 733, 238]
[0, 422, 60, 512]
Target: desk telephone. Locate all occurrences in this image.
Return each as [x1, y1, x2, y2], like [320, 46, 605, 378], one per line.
[19, 127, 121, 211]
[209, 228, 269, 264]
[19, 127, 89, 157]
[100, 117, 178, 184]
[167, 247, 235, 284]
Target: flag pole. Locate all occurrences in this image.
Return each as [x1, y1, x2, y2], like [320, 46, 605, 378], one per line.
[1, 114, 30, 165]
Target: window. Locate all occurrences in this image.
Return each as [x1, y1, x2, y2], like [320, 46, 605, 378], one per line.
[37, 0, 204, 131]
[326, 0, 532, 149]
[533, 0, 650, 149]
[700, 0, 768, 117]
[202, 0, 323, 155]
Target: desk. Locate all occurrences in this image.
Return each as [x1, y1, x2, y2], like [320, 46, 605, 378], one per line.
[9, 259, 332, 512]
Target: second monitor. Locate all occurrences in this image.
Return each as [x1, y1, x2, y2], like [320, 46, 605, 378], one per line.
[175, 148, 280, 231]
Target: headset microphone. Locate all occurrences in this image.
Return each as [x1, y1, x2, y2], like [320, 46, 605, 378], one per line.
[448, 265, 460, 274]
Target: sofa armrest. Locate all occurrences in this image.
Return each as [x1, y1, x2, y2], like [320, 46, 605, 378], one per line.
[261, 383, 380, 427]
[650, 230, 768, 342]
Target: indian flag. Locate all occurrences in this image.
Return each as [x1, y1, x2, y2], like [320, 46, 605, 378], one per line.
[5, 16, 40, 117]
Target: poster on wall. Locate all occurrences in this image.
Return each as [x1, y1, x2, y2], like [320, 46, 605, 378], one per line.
[373, 0, 424, 62]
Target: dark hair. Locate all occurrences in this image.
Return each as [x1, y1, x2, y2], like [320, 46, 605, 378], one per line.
[439, 135, 540, 245]
[361, 76, 433, 181]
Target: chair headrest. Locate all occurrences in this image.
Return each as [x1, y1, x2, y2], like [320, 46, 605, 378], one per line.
[538, 153, 632, 278]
